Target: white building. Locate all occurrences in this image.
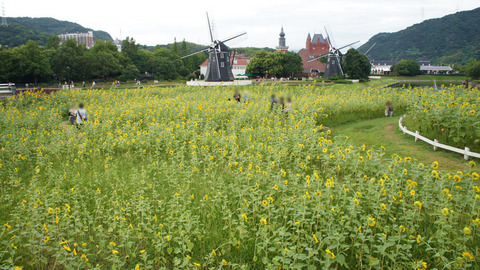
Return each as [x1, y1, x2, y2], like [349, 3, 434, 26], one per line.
[370, 57, 453, 75]
[113, 38, 122, 52]
[59, 31, 94, 48]
[370, 61, 396, 75]
[200, 55, 251, 79]
[420, 65, 453, 74]
[419, 57, 452, 74]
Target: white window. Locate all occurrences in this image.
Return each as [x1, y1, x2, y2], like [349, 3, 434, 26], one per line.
[220, 53, 224, 58]
[221, 62, 225, 68]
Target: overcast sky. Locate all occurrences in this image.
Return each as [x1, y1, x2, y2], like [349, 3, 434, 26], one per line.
[4, 0, 479, 51]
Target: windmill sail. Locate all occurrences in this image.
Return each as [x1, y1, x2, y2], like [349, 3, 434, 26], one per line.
[181, 13, 246, 82]
[307, 27, 359, 78]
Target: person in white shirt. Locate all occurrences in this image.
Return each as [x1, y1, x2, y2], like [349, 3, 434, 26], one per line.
[76, 103, 88, 125]
[285, 97, 292, 114]
[385, 101, 394, 117]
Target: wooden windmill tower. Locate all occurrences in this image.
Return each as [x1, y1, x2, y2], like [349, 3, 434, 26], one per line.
[308, 27, 359, 78]
[182, 13, 246, 82]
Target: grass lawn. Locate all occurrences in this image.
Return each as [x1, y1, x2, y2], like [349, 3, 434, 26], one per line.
[383, 75, 466, 81]
[332, 116, 476, 171]
[278, 77, 397, 89]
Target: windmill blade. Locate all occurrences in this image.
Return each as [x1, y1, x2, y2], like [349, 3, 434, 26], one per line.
[334, 53, 344, 76]
[206, 12, 214, 43]
[336, 41, 360, 51]
[230, 49, 236, 65]
[221, 32, 247, 44]
[214, 49, 221, 78]
[181, 47, 211, 59]
[307, 53, 330, 62]
[324, 26, 333, 48]
[364, 43, 376, 55]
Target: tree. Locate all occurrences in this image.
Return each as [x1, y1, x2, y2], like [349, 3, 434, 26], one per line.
[53, 39, 88, 81]
[246, 50, 302, 77]
[171, 38, 180, 57]
[343, 49, 371, 80]
[453, 63, 466, 74]
[46, 35, 60, 50]
[87, 51, 123, 79]
[121, 64, 140, 81]
[86, 40, 123, 79]
[18, 40, 53, 85]
[466, 60, 480, 79]
[0, 47, 23, 82]
[245, 50, 270, 76]
[180, 39, 188, 56]
[283, 52, 303, 76]
[148, 48, 180, 80]
[391, 60, 421, 76]
[121, 37, 142, 69]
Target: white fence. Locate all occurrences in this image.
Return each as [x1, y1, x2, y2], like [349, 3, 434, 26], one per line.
[0, 83, 16, 95]
[398, 115, 480, 160]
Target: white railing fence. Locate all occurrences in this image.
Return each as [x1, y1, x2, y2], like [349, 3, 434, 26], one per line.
[0, 83, 16, 95]
[398, 115, 480, 160]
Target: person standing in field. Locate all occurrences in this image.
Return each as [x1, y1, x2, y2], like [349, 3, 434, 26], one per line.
[285, 97, 292, 114]
[92, 81, 96, 88]
[279, 97, 285, 111]
[385, 101, 394, 117]
[233, 90, 241, 103]
[76, 103, 88, 126]
[243, 91, 249, 103]
[270, 94, 278, 110]
[68, 104, 77, 125]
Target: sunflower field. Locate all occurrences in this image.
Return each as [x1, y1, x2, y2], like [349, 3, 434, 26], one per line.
[0, 84, 479, 269]
[402, 85, 480, 152]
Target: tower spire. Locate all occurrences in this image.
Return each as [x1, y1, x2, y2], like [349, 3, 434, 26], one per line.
[276, 26, 288, 53]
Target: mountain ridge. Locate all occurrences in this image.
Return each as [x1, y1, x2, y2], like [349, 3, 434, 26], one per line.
[358, 7, 480, 64]
[0, 17, 113, 48]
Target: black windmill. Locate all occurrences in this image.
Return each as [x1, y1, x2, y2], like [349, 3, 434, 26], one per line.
[308, 27, 359, 78]
[181, 13, 246, 82]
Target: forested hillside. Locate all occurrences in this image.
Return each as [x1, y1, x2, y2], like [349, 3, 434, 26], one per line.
[359, 7, 480, 64]
[0, 17, 112, 48]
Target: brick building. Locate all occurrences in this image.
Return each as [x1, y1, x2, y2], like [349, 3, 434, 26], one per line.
[297, 33, 330, 74]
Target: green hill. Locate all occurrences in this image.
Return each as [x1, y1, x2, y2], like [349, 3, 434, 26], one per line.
[359, 7, 480, 64]
[0, 17, 112, 48]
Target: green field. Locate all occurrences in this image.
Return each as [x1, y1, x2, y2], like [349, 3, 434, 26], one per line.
[1, 84, 479, 269]
[332, 117, 475, 171]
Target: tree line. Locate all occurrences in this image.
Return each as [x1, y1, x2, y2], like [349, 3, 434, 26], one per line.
[390, 59, 480, 78]
[0, 36, 207, 85]
[245, 50, 303, 77]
